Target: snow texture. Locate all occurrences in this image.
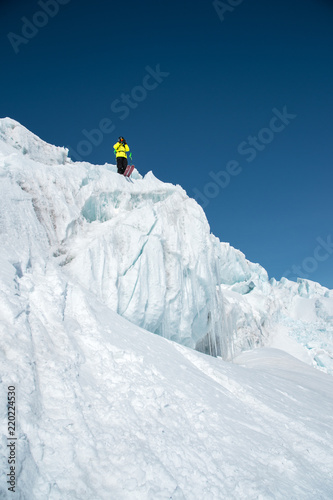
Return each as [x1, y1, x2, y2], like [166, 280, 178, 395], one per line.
[1, 118, 333, 499]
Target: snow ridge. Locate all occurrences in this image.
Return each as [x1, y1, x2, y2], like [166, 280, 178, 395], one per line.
[0, 118, 68, 166]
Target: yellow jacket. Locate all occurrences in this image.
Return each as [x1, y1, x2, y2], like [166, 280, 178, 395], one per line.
[113, 142, 130, 158]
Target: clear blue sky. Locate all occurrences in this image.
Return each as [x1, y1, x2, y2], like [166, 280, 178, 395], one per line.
[1, 0, 332, 288]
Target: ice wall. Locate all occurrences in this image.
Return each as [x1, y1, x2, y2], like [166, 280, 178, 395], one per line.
[1, 117, 332, 369]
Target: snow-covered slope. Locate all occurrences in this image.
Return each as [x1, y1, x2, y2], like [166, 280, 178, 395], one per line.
[1, 276, 333, 499]
[1, 118, 333, 498]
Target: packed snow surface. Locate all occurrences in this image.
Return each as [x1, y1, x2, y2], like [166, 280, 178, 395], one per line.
[1, 117, 333, 499]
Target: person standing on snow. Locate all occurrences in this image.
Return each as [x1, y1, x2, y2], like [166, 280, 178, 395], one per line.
[113, 136, 130, 175]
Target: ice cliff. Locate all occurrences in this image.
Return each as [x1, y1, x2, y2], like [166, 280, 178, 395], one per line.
[1, 117, 332, 373]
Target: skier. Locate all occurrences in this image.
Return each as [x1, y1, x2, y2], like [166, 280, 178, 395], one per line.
[113, 136, 130, 175]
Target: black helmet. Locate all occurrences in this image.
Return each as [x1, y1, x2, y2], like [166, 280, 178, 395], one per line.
[119, 136, 125, 142]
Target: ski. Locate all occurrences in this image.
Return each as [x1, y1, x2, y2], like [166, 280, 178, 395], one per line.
[124, 165, 135, 178]
[123, 165, 130, 176]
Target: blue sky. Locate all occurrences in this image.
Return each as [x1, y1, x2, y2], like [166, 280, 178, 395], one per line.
[1, 0, 333, 288]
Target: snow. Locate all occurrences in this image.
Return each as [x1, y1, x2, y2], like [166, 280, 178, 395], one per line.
[1, 117, 333, 498]
[0, 118, 69, 166]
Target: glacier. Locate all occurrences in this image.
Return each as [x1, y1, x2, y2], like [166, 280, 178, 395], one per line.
[0, 117, 332, 371]
[1, 117, 333, 499]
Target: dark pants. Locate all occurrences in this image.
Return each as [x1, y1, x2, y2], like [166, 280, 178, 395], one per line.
[117, 157, 128, 175]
